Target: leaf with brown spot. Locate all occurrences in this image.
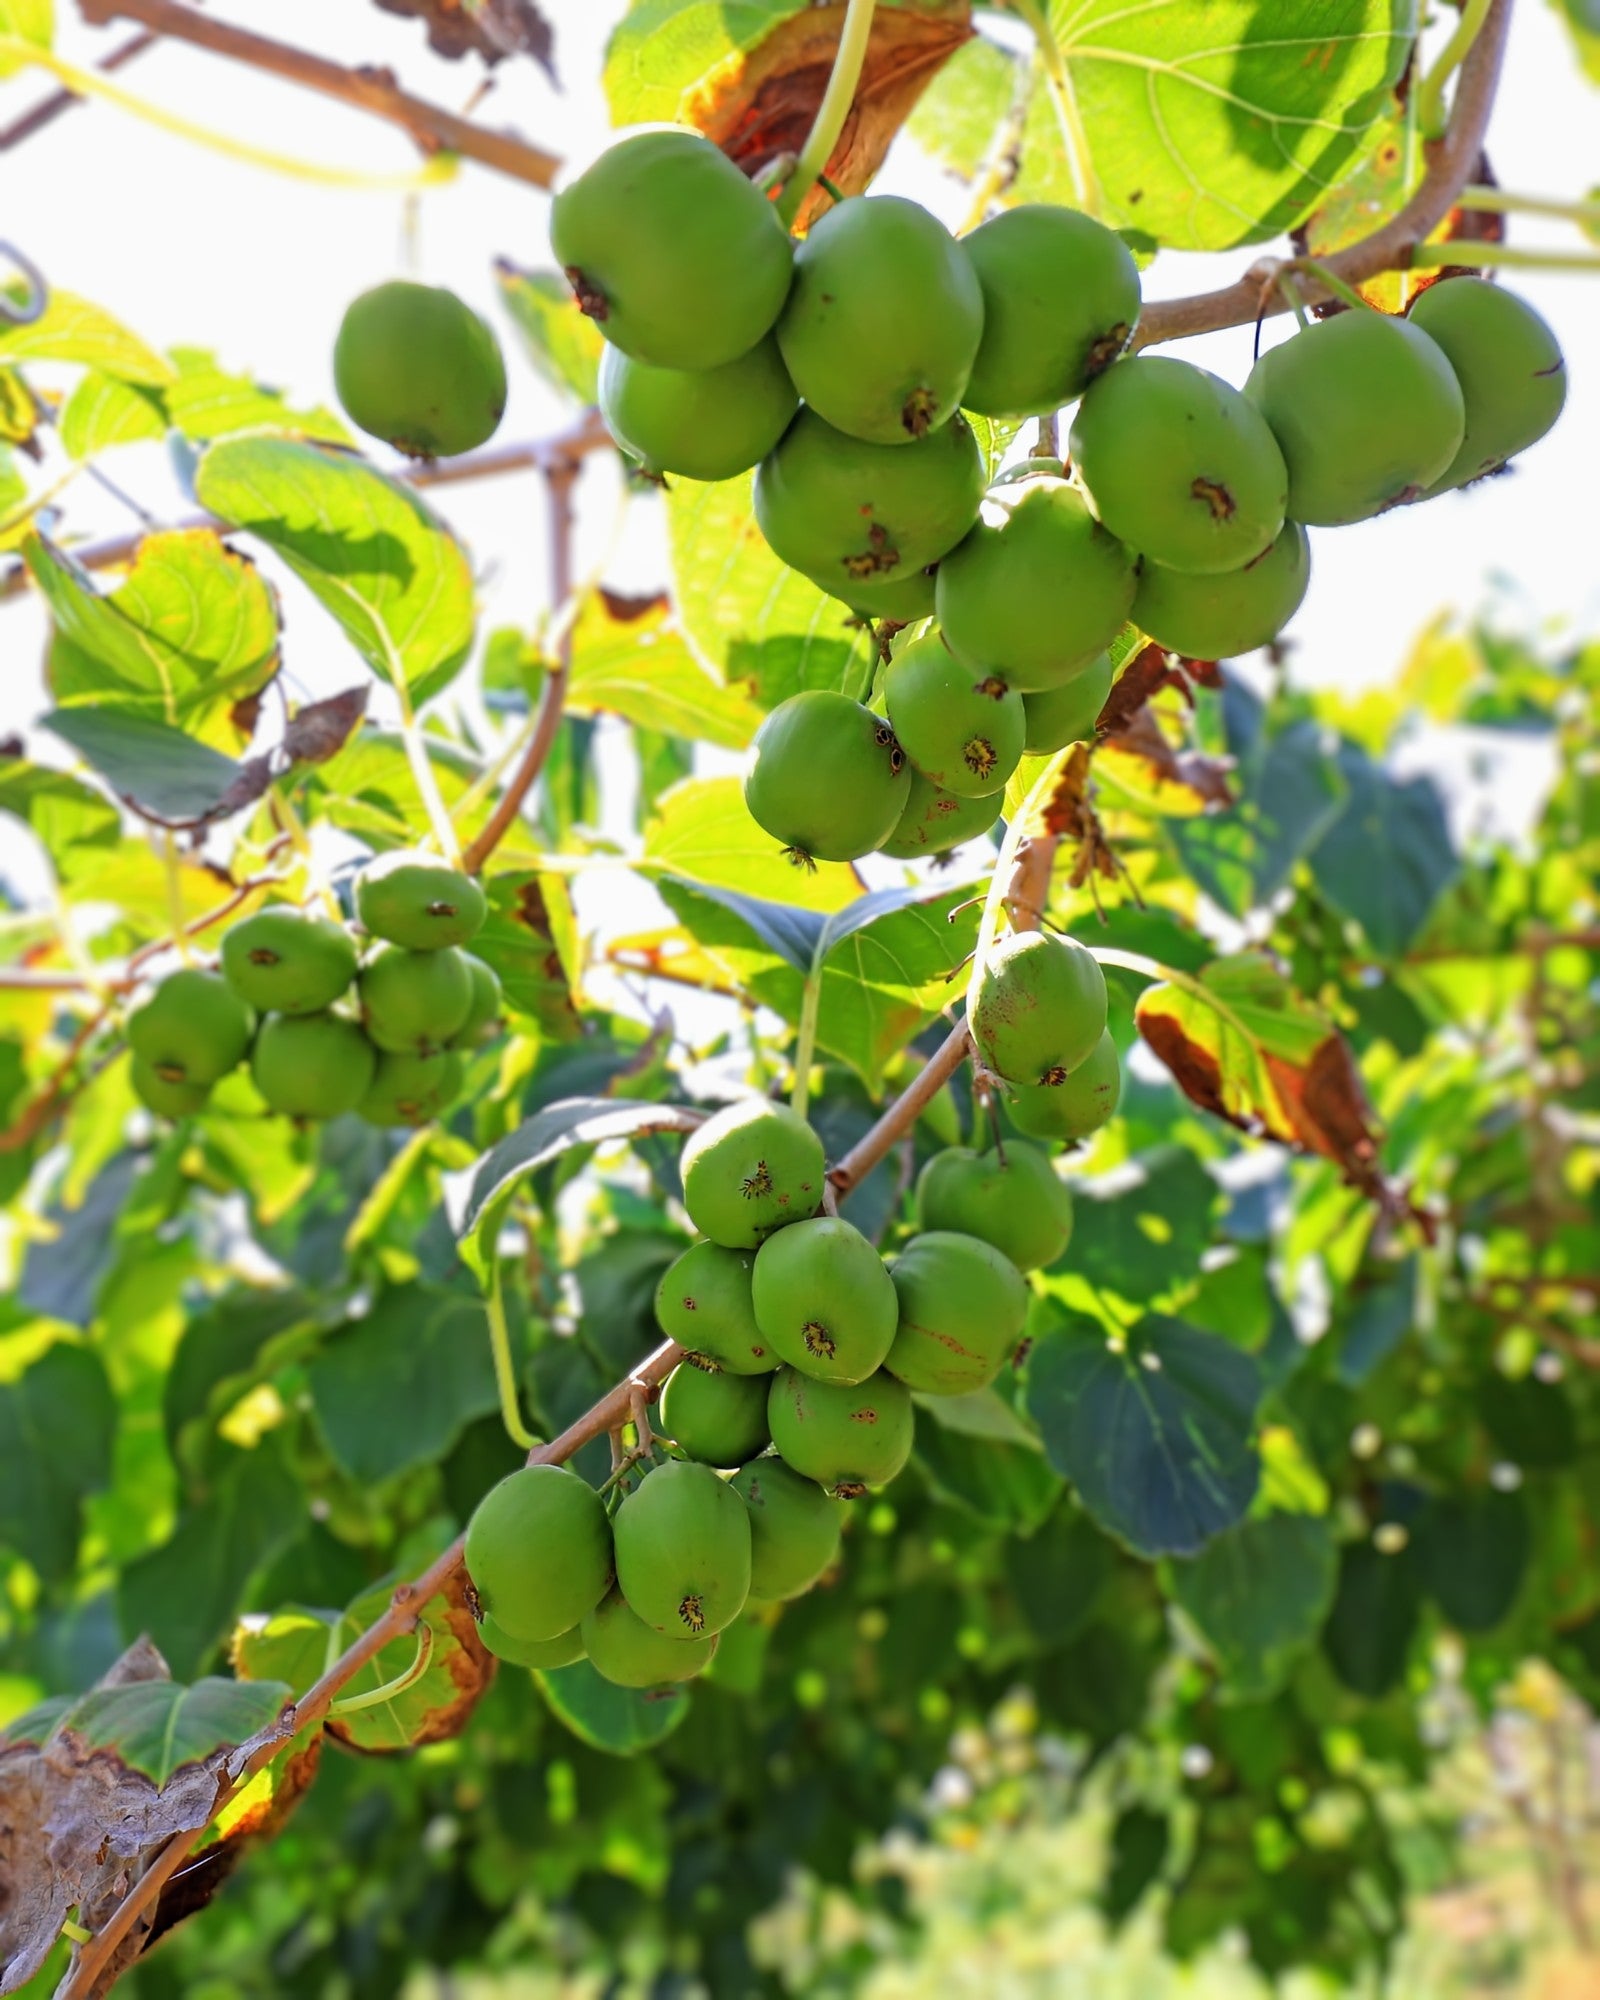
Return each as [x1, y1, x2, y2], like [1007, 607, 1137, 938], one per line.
[1096, 641, 1213, 737]
[1098, 705, 1235, 815]
[685, 4, 975, 231]
[233, 1569, 495, 1757]
[1134, 955, 1425, 1229]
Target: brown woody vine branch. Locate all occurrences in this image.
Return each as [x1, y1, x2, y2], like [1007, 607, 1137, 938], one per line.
[73, 0, 560, 186]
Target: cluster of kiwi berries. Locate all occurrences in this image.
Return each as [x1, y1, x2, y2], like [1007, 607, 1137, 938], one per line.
[550, 128, 1567, 870]
[126, 853, 501, 1127]
[466, 1068, 1081, 1689]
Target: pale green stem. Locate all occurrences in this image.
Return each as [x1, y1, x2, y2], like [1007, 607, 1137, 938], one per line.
[1406, 242, 1600, 274]
[0, 37, 458, 189]
[1286, 258, 1374, 316]
[789, 963, 825, 1119]
[1415, 0, 1495, 140]
[1009, 0, 1102, 219]
[393, 678, 464, 866]
[1275, 270, 1313, 332]
[1457, 187, 1600, 229]
[327, 1624, 434, 1716]
[964, 763, 1060, 1023]
[162, 832, 194, 964]
[486, 1267, 539, 1453]
[269, 784, 343, 923]
[775, 0, 877, 227]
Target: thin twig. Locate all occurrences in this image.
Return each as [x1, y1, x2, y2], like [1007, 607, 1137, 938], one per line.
[460, 454, 580, 874]
[0, 28, 154, 150]
[73, 0, 560, 186]
[0, 411, 612, 605]
[1133, 0, 1513, 348]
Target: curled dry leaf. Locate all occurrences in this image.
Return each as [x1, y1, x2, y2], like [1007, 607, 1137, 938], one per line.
[370, 0, 555, 77]
[686, 3, 974, 230]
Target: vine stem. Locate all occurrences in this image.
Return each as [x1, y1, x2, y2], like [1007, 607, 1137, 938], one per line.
[775, 0, 877, 227]
[1457, 186, 1600, 228]
[392, 676, 464, 867]
[485, 1269, 539, 1452]
[1405, 242, 1600, 275]
[0, 28, 153, 151]
[0, 36, 459, 189]
[1009, 0, 1101, 219]
[71, 0, 561, 186]
[789, 963, 824, 1120]
[1415, 0, 1495, 139]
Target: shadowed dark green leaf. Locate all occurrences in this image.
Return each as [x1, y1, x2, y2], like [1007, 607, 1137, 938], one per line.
[537, 1658, 693, 1755]
[1169, 1510, 1338, 1698]
[0, 1336, 116, 1583]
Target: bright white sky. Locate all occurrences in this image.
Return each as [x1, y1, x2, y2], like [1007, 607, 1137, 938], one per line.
[0, 2, 1593, 934]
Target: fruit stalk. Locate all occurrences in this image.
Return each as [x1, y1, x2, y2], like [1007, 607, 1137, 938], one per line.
[1415, 0, 1495, 139]
[775, 0, 878, 227]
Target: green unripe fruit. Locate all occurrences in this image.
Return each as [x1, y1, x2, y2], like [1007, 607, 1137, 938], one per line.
[884, 1229, 1030, 1395]
[220, 909, 358, 1017]
[551, 129, 793, 370]
[355, 852, 486, 951]
[1244, 310, 1464, 525]
[767, 1366, 915, 1497]
[883, 632, 1025, 799]
[599, 335, 798, 481]
[754, 407, 984, 590]
[751, 1215, 899, 1385]
[130, 1056, 209, 1120]
[1022, 653, 1113, 755]
[333, 280, 506, 459]
[660, 1361, 771, 1466]
[464, 1463, 613, 1643]
[971, 929, 1107, 1087]
[450, 954, 503, 1049]
[961, 203, 1141, 417]
[839, 567, 938, 624]
[358, 1048, 463, 1127]
[358, 944, 473, 1055]
[1407, 278, 1566, 492]
[581, 1588, 718, 1688]
[654, 1240, 776, 1372]
[1134, 521, 1310, 661]
[916, 1140, 1073, 1272]
[935, 475, 1137, 692]
[478, 1614, 585, 1670]
[1009, 1028, 1122, 1142]
[681, 1099, 826, 1249]
[127, 968, 252, 1087]
[1070, 355, 1288, 574]
[878, 771, 1000, 860]
[612, 1458, 751, 1639]
[250, 1012, 376, 1120]
[776, 196, 984, 445]
[744, 690, 911, 865]
[732, 1456, 843, 1603]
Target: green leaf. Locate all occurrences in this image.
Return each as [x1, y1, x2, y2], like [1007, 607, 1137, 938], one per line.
[1052, 0, 1416, 251]
[1309, 746, 1458, 957]
[909, 39, 1083, 215]
[664, 472, 874, 708]
[31, 529, 281, 742]
[494, 262, 605, 403]
[42, 704, 244, 824]
[1322, 1539, 1420, 1695]
[536, 1657, 693, 1755]
[1170, 717, 1348, 916]
[118, 1443, 303, 1679]
[194, 435, 476, 705]
[473, 870, 583, 1040]
[657, 876, 981, 1090]
[1026, 1308, 1260, 1556]
[55, 1677, 288, 1785]
[1168, 1511, 1338, 1699]
[0, 287, 172, 383]
[164, 1287, 321, 1473]
[462, 1097, 700, 1244]
[0, 756, 120, 860]
[1103, 1806, 1171, 1925]
[913, 1409, 1059, 1531]
[0, 0, 51, 76]
[1412, 1489, 1528, 1633]
[307, 1285, 499, 1485]
[603, 0, 795, 122]
[564, 591, 767, 749]
[1060, 1145, 1219, 1305]
[58, 370, 167, 457]
[1336, 1258, 1416, 1384]
[642, 776, 860, 911]
[0, 1334, 116, 1583]
[1004, 1500, 1119, 1647]
[163, 345, 349, 444]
